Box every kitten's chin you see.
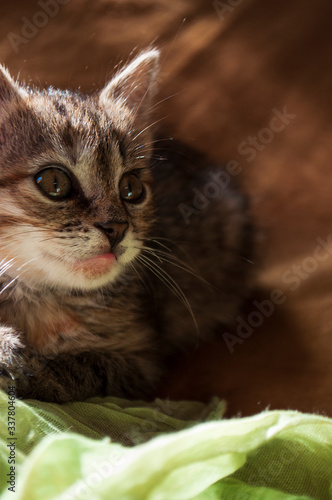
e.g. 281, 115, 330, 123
47, 246, 141, 291
65, 253, 121, 291
14, 251, 124, 292
7, 236, 142, 292
71, 252, 116, 279
58, 252, 123, 291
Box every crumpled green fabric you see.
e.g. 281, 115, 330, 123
0, 389, 331, 499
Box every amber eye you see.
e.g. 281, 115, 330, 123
119, 173, 145, 203
35, 167, 72, 200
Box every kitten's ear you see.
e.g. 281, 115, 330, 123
0, 65, 28, 106
99, 49, 159, 120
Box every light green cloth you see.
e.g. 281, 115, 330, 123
0, 389, 331, 499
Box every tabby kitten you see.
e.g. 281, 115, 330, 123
0, 50, 251, 402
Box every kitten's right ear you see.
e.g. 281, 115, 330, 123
0, 65, 28, 106
99, 49, 159, 121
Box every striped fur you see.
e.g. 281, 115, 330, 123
0, 50, 252, 402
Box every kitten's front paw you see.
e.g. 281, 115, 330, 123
0, 327, 70, 401
0, 326, 33, 395
0, 371, 16, 394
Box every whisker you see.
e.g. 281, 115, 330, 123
38, 236, 70, 243
139, 237, 174, 253
133, 137, 173, 152
140, 247, 163, 263
135, 155, 167, 161
149, 92, 183, 110
142, 247, 199, 275
0, 257, 16, 277
129, 73, 154, 126
131, 116, 169, 142
16, 257, 38, 271
142, 237, 198, 266
128, 262, 150, 294
0, 228, 51, 241
137, 253, 198, 331
133, 147, 174, 155
141, 246, 221, 293
0, 269, 29, 297
0, 256, 14, 267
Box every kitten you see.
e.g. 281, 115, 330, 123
0, 50, 252, 402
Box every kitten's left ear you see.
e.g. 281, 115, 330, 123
99, 49, 159, 120
0, 65, 28, 106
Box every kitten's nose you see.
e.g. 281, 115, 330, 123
96, 221, 129, 250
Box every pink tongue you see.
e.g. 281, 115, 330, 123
73, 252, 116, 275
84, 253, 116, 263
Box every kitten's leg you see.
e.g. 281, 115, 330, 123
0, 326, 28, 391
0, 326, 160, 402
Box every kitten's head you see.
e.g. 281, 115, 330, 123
0, 49, 159, 291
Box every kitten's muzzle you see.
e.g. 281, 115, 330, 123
95, 221, 129, 251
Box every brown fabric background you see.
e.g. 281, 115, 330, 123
1, 0, 332, 416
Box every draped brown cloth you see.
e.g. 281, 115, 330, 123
1, 0, 332, 417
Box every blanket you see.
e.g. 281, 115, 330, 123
0, 390, 331, 499
1, 0, 331, 417
0, 1, 332, 498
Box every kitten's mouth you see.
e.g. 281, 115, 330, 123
71, 252, 117, 277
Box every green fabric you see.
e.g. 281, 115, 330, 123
0, 389, 331, 499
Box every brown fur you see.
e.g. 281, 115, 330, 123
0, 50, 252, 402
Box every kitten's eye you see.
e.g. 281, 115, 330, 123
35, 167, 72, 201
119, 173, 145, 203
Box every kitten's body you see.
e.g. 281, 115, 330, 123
0, 51, 251, 402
